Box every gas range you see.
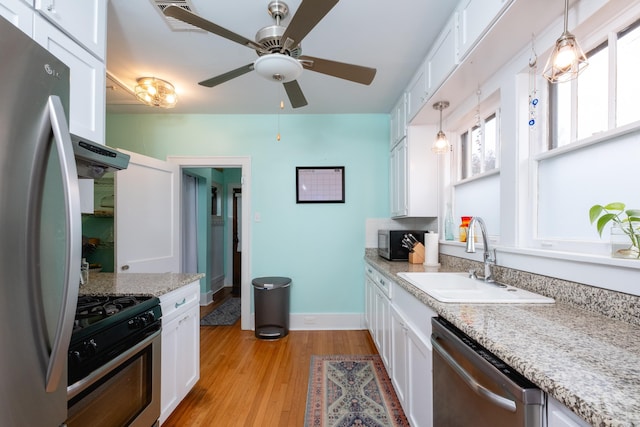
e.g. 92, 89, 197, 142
68, 294, 162, 385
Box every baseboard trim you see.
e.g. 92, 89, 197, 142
248, 313, 366, 331
200, 290, 214, 306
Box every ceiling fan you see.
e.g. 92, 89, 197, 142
163, 0, 376, 108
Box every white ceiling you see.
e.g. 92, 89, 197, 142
105, 0, 458, 114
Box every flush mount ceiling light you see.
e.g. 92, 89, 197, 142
254, 53, 303, 83
432, 101, 450, 154
134, 77, 178, 108
542, 0, 588, 83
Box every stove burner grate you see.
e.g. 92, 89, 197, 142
73, 295, 152, 332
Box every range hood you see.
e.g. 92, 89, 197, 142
72, 135, 130, 179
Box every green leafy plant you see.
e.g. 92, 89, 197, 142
589, 202, 640, 259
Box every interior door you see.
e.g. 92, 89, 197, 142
232, 188, 241, 295
115, 150, 180, 273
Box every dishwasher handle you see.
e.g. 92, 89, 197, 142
431, 335, 517, 413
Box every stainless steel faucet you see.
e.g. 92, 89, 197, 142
465, 217, 496, 282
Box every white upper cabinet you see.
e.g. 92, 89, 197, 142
0, 0, 33, 35
456, 0, 512, 61
35, 0, 106, 60
390, 126, 438, 218
33, 14, 105, 143
427, 14, 457, 97
390, 94, 407, 148
406, 61, 428, 122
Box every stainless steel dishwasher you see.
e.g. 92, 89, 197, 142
431, 317, 545, 427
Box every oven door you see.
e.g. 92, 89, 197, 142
66, 331, 161, 427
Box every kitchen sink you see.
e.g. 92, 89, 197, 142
396, 272, 554, 303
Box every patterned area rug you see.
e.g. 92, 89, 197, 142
304, 355, 409, 427
200, 297, 241, 326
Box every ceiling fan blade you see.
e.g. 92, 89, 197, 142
163, 5, 266, 53
280, 0, 340, 52
198, 63, 255, 87
299, 55, 376, 85
283, 80, 308, 108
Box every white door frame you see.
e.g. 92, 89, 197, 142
167, 156, 252, 331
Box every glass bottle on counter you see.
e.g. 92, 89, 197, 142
444, 203, 454, 241
459, 216, 472, 242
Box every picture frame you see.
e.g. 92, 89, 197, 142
296, 166, 345, 203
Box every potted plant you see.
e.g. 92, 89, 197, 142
589, 202, 640, 259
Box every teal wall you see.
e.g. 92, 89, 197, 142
106, 114, 389, 314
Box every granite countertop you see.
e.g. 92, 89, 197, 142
364, 253, 640, 427
78, 272, 204, 297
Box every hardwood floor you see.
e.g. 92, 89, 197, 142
164, 289, 377, 426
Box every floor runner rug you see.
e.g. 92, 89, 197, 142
200, 297, 241, 326
304, 355, 409, 427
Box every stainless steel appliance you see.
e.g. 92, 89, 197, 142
72, 134, 130, 179
377, 229, 425, 260
431, 317, 544, 427
1, 16, 138, 427
66, 295, 162, 427
0, 16, 80, 427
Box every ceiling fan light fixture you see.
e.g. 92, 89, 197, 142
254, 54, 303, 83
135, 77, 177, 108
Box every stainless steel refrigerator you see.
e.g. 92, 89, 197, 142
0, 16, 81, 427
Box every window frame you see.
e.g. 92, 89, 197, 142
456, 102, 501, 183
546, 17, 640, 151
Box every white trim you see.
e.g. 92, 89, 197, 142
167, 156, 253, 331
534, 119, 640, 162
249, 313, 366, 332
452, 168, 499, 187
200, 290, 214, 306
439, 241, 640, 296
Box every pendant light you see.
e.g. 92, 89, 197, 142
542, 0, 588, 83
432, 101, 450, 154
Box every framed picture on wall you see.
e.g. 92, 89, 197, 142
296, 166, 345, 203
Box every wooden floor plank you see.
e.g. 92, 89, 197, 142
162, 309, 376, 427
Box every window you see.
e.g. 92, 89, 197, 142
533, 15, 640, 256
460, 112, 499, 180
616, 20, 640, 127
548, 18, 640, 149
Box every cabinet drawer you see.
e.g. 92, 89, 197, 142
365, 263, 377, 281
160, 281, 199, 323
393, 282, 436, 343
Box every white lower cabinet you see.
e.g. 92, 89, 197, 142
365, 262, 436, 427
389, 306, 408, 404
159, 281, 200, 425
364, 264, 391, 369
390, 283, 436, 427
405, 323, 432, 427
547, 396, 591, 427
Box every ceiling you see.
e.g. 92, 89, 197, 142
105, 0, 458, 115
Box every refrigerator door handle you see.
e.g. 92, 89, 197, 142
44, 95, 81, 392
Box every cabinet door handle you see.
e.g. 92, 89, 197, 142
175, 298, 186, 309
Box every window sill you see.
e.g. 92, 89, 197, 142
535, 119, 640, 161
453, 168, 499, 187
439, 240, 640, 296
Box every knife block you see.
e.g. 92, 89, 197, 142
408, 243, 425, 264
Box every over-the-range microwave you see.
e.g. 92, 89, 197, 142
378, 230, 425, 261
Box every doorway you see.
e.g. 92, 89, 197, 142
168, 156, 252, 331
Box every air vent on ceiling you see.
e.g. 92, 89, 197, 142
153, 0, 204, 31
